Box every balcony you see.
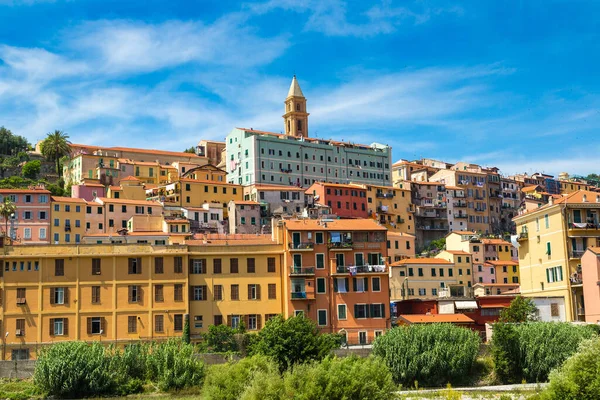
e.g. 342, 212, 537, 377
453, 201, 467, 207
289, 242, 314, 251
335, 265, 387, 274
570, 250, 586, 259
290, 266, 315, 276
454, 213, 468, 219
376, 192, 395, 199
328, 241, 353, 250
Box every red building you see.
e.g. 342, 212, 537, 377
306, 182, 368, 218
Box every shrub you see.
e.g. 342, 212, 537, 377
372, 324, 481, 387
491, 322, 596, 383
249, 315, 342, 371
541, 338, 600, 400
282, 355, 395, 400
146, 339, 205, 391
34, 342, 116, 398
202, 355, 279, 400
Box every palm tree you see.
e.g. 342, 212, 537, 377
0, 197, 16, 240
40, 130, 72, 177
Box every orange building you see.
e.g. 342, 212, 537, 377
276, 218, 389, 345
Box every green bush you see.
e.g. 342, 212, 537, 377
372, 324, 481, 387
491, 322, 596, 383
282, 355, 396, 400
541, 338, 600, 400
249, 315, 342, 371
202, 355, 279, 400
34, 342, 116, 398
145, 339, 205, 391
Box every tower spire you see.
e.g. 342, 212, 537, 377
283, 76, 309, 137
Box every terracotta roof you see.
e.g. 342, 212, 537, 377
392, 257, 453, 266
231, 201, 261, 205
284, 218, 386, 232
51, 196, 87, 203
95, 197, 161, 206
484, 260, 519, 266
399, 314, 474, 324
0, 188, 51, 194
481, 239, 511, 245
442, 250, 471, 255
249, 184, 305, 192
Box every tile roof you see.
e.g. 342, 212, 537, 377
399, 314, 474, 324
51, 196, 87, 203
284, 218, 386, 232
391, 257, 453, 266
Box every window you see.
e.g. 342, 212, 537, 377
128, 258, 142, 274
371, 304, 385, 318
372, 277, 381, 292
174, 256, 183, 273
88, 317, 103, 335
174, 284, 183, 302
230, 258, 239, 273
128, 316, 137, 333
338, 304, 347, 320
213, 258, 222, 274
213, 285, 223, 300
91, 286, 100, 303
174, 314, 183, 331
266, 257, 276, 273
155, 257, 164, 274
316, 278, 326, 294
155, 285, 164, 302
155, 315, 164, 333
129, 285, 141, 303
354, 304, 368, 319
51, 287, 66, 305
248, 284, 260, 300
192, 285, 207, 301
231, 284, 239, 300
247, 258, 256, 273
268, 283, 276, 299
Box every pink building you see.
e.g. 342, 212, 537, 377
0, 188, 51, 244
582, 247, 600, 322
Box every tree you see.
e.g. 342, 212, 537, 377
249, 315, 342, 372
22, 160, 41, 179
0, 197, 17, 239
499, 295, 538, 323
40, 130, 71, 177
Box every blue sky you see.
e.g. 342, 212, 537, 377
0, 0, 598, 176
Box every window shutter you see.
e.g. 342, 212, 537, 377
64, 288, 69, 304
248, 285, 252, 300
137, 258, 142, 274
50, 288, 55, 305
333, 278, 338, 292
49, 318, 54, 336
345, 278, 349, 292
364, 278, 369, 292
64, 318, 69, 336
257, 314, 262, 330
256, 285, 261, 300
354, 304, 359, 318
353, 278, 357, 292
87, 317, 92, 335
189, 258, 194, 274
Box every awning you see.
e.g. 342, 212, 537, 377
455, 300, 478, 310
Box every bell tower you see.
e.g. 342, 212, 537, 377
283, 75, 309, 137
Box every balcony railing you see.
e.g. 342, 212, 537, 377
570, 250, 586, 259
328, 241, 353, 250
290, 266, 315, 275
454, 214, 468, 219
336, 265, 387, 274
289, 242, 315, 250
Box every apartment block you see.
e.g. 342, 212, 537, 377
278, 219, 389, 345
0, 188, 51, 245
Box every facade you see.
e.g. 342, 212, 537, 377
0, 188, 51, 245
513, 190, 600, 321
228, 201, 262, 234
278, 219, 389, 345
307, 182, 368, 218
226, 77, 392, 188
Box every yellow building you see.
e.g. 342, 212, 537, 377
0, 244, 188, 360
513, 190, 600, 321
185, 236, 284, 336
50, 197, 86, 244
